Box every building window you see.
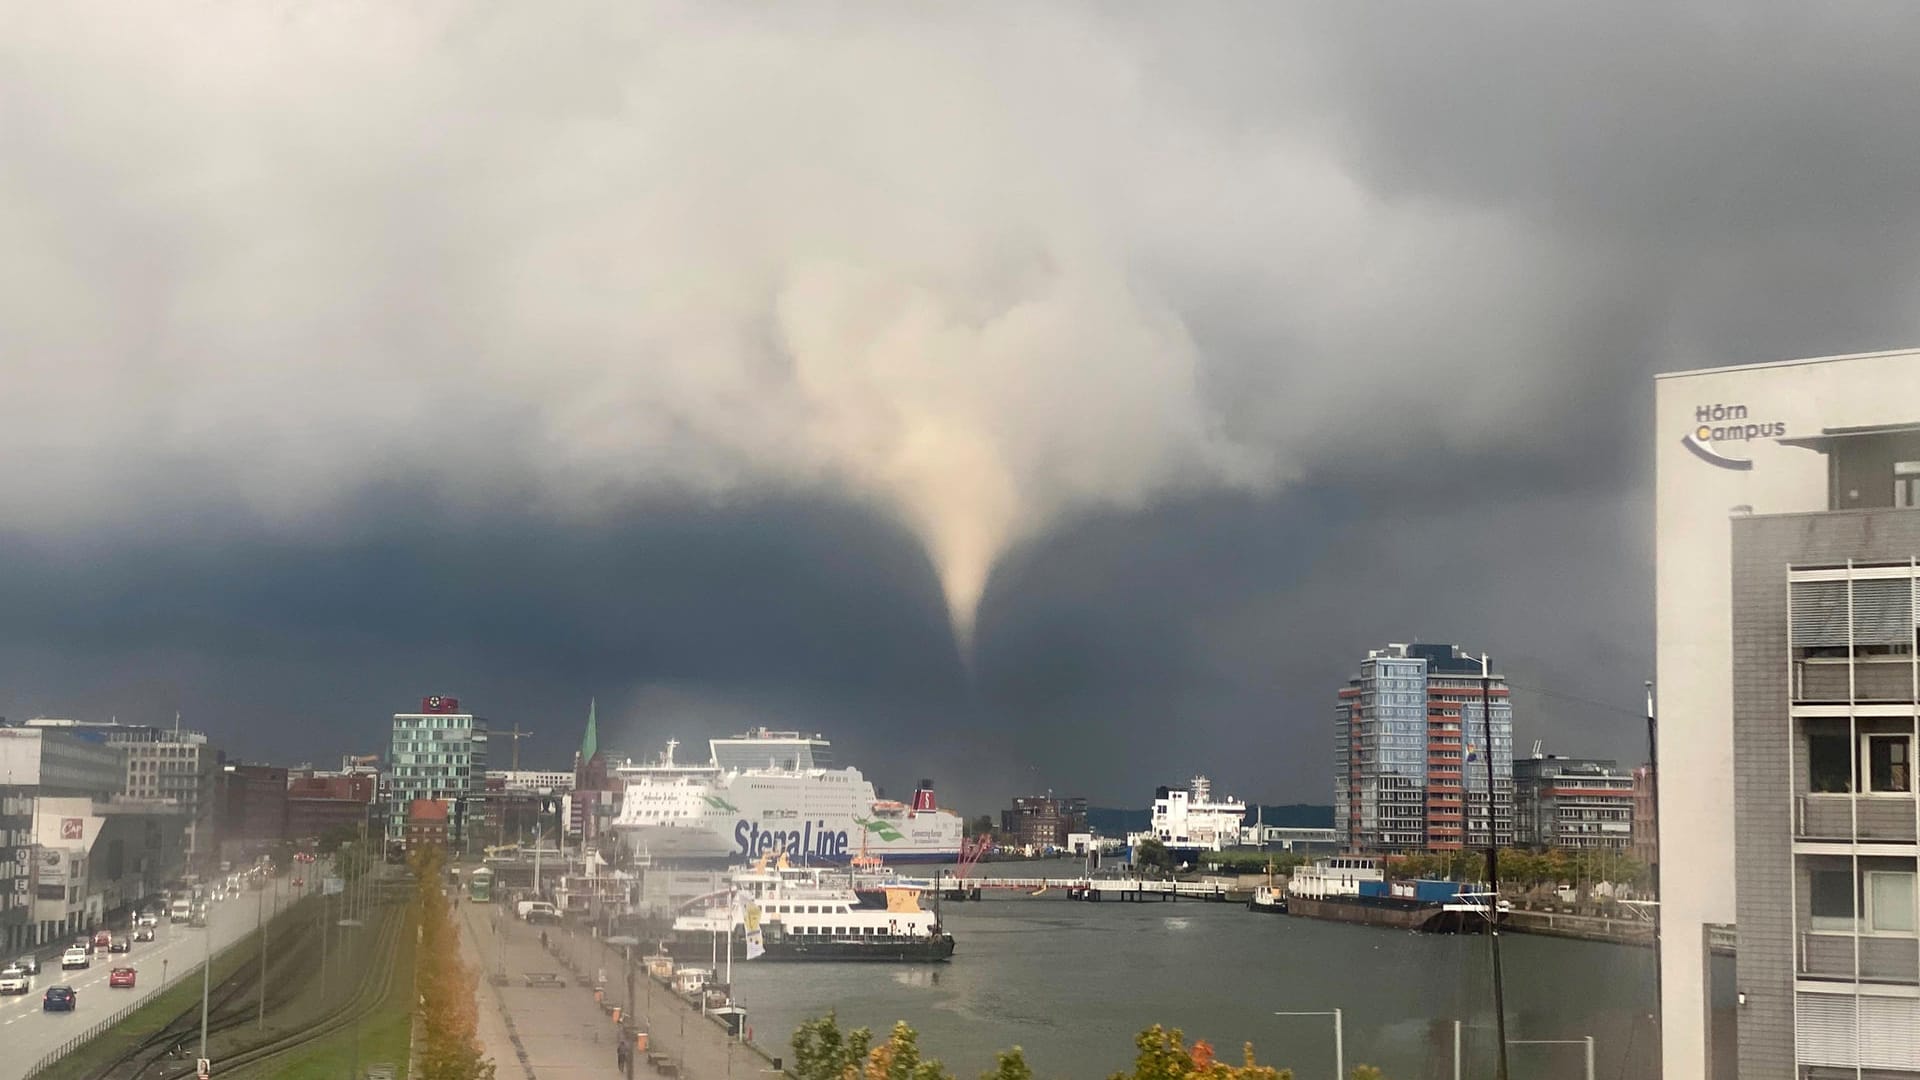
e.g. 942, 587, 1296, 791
1866, 870, 1917, 935
1810, 869, 1856, 931
1808, 733, 1854, 793
1896, 461, 1920, 508
1864, 734, 1912, 794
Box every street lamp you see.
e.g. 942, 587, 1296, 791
1273, 1009, 1342, 1080
1475, 652, 1512, 1080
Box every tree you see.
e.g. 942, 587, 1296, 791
969, 815, 996, 839
795, 1017, 1385, 1080
410, 845, 497, 1080
1134, 839, 1174, 877
1108, 1025, 1294, 1080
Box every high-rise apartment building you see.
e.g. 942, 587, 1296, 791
386, 696, 487, 851
1334, 643, 1513, 852
1655, 347, 1920, 1079
1512, 754, 1635, 850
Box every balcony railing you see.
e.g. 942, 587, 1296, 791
1796, 794, 1918, 843
1800, 931, 1920, 984
1795, 660, 1918, 703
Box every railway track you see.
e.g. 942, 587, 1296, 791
190, 898, 407, 1079
89, 897, 402, 1080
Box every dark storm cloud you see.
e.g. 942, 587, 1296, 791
0, 491, 991, 800
0, 4, 1916, 813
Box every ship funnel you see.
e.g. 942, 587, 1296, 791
912, 779, 937, 811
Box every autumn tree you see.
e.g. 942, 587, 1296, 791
411, 845, 497, 1080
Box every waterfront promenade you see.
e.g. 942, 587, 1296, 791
459, 899, 624, 1079
459, 900, 778, 1080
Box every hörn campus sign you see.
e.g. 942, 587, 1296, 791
1682, 402, 1787, 471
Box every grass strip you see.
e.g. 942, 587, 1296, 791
224, 903, 417, 1080
34, 907, 296, 1080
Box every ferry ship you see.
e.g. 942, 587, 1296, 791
670, 858, 956, 962
611, 729, 964, 864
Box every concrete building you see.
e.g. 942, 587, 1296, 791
486, 770, 575, 793
387, 696, 487, 852
1334, 643, 1514, 852
1512, 754, 1636, 851
1001, 795, 1089, 849
0, 726, 184, 950
24, 719, 220, 869
1655, 347, 1920, 1079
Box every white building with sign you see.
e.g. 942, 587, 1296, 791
1656, 347, 1920, 1079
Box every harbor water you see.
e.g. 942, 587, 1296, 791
724, 892, 1660, 1080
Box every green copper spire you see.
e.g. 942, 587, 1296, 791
581, 698, 598, 763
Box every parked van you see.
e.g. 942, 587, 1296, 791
516, 900, 558, 923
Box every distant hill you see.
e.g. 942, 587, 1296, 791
1086, 803, 1333, 837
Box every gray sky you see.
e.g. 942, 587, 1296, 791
3, 3, 1918, 813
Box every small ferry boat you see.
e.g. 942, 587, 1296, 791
1247, 859, 1287, 913
1284, 856, 1494, 934
670, 857, 956, 962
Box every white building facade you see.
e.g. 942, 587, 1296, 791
1656, 348, 1920, 1079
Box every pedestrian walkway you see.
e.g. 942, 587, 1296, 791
458, 901, 626, 1079
574, 926, 784, 1080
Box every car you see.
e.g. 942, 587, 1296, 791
92, 930, 112, 952
136, 911, 158, 927
0, 966, 30, 994
12, 954, 40, 975
133, 926, 155, 943
108, 937, 130, 953
108, 967, 136, 989
43, 986, 75, 1011
61, 947, 89, 970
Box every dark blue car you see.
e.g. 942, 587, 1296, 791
43, 985, 76, 1012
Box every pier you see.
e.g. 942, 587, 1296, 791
938, 876, 1241, 902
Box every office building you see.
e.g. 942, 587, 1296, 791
387, 696, 487, 851
284, 770, 376, 841
486, 770, 575, 793
0, 726, 185, 949
1334, 643, 1514, 852
1001, 795, 1089, 849
23, 719, 219, 868
1655, 347, 1920, 1079
1511, 754, 1635, 850
217, 763, 289, 849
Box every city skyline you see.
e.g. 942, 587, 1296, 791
3, 5, 1915, 814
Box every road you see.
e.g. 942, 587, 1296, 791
0, 874, 302, 1080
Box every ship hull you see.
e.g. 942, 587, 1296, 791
1286, 894, 1486, 934
758, 935, 955, 962
615, 766, 963, 864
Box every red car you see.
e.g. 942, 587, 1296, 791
108, 967, 136, 989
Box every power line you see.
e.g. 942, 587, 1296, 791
1503, 679, 1646, 721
